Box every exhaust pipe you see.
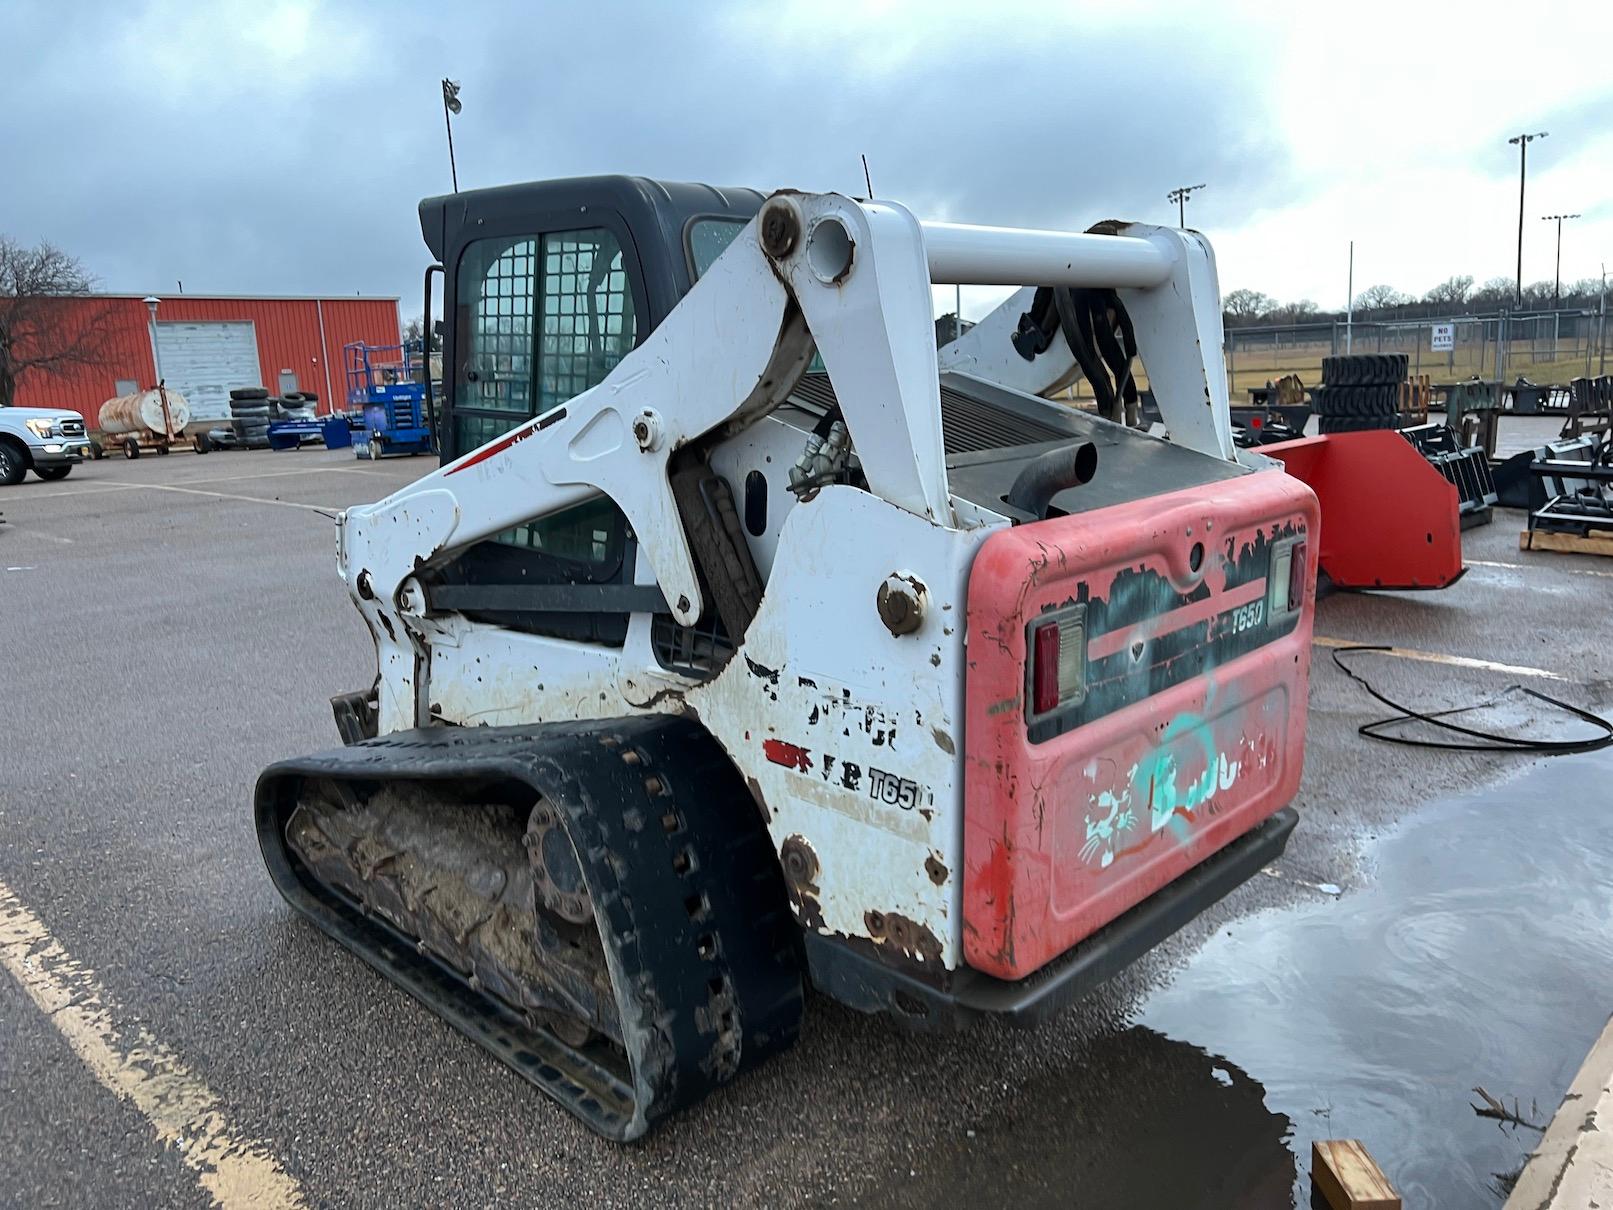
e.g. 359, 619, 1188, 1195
1005, 441, 1098, 520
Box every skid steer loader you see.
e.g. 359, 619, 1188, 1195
256, 177, 1317, 1140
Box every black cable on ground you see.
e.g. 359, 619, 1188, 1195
1331, 646, 1613, 755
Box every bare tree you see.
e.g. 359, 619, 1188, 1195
1271, 298, 1321, 324
1519, 280, 1556, 308
403, 314, 442, 352
1567, 278, 1603, 305
1223, 288, 1274, 325
0, 237, 117, 408
1353, 284, 1409, 313
1423, 275, 1474, 307
1470, 276, 1517, 308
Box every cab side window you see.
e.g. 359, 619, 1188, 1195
450, 227, 639, 573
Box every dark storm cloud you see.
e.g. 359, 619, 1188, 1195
4, 1, 1291, 305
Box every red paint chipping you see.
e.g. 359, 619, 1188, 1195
962, 473, 1319, 981
763, 739, 812, 772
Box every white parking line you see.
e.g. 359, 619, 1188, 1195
168, 464, 405, 488
1467, 558, 1613, 580
4, 485, 131, 502
104, 481, 339, 515
1312, 635, 1565, 681
13, 463, 406, 502
0, 878, 307, 1209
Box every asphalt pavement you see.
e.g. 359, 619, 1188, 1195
1, 436, 1610, 1208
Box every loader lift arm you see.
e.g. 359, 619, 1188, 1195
343, 193, 1238, 734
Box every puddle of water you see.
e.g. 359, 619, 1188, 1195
888, 1025, 1298, 1207
888, 750, 1613, 1208
1143, 747, 1613, 1206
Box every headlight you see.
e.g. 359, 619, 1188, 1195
25, 418, 55, 438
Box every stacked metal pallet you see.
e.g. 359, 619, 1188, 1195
1399, 423, 1497, 527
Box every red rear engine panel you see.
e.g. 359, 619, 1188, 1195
963, 470, 1319, 981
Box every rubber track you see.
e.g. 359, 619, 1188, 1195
255, 717, 803, 1141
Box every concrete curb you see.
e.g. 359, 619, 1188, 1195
1506, 1012, 1613, 1209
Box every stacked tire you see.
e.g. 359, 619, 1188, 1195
273, 391, 319, 421
1316, 354, 1407, 434
229, 387, 271, 446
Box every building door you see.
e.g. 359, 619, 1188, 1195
154, 321, 261, 423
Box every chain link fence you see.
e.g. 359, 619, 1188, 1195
1225, 309, 1610, 399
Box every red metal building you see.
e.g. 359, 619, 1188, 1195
12, 294, 400, 426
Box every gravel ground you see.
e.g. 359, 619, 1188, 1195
1, 434, 1608, 1208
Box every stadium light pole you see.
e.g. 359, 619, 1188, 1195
1167, 183, 1206, 228
1540, 213, 1580, 306
1507, 131, 1548, 305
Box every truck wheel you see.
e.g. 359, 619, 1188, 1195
193, 433, 212, 454
34, 465, 72, 481
124, 439, 141, 460
0, 441, 26, 486
156, 442, 170, 455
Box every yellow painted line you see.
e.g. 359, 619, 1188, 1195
1467, 557, 1613, 580
0, 878, 307, 1208
1312, 635, 1565, 681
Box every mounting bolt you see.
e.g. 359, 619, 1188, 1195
632, 408, 664, 452
397, 577, 426, 617
877, 572, 927, 636
780, 835, 819, 894
758, 196, 802, 260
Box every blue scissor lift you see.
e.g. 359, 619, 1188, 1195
345, 340, 434, 459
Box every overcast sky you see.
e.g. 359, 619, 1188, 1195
7, 0, 1612, 321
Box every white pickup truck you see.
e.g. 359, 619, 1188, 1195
0, 405, 93, 485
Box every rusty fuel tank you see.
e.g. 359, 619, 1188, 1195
97, 387, 191, 437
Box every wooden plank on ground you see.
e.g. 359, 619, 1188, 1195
1311, 1139, 1401, 1210
1519, 529, 1613, 559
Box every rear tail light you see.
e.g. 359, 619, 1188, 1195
1028, 608, 1086, 717
1268, 536, 1309, 618
1031, 623, 1061, 714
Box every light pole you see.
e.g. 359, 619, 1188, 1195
143, 296, 162, 386
441, 79, 462, 193
1507, 131, 1548, 305
1540, 213, 1580, 306
1167, 183, 1206, 228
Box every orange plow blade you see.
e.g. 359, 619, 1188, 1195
1262, 429, 1464, 590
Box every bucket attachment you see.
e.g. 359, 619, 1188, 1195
1263, 430, 1464, 590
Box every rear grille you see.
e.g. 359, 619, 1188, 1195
60, 418, 85, 437
937, 386, 1069, 453
651, 613, 733, 677
787, 372, 1070, 456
